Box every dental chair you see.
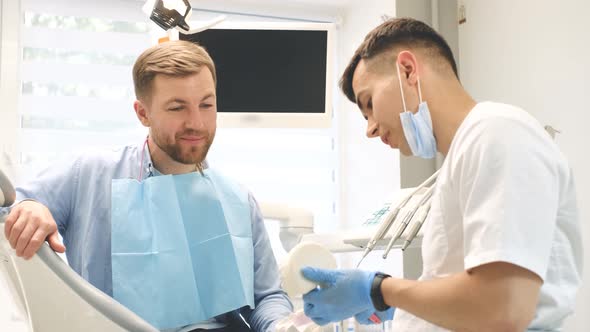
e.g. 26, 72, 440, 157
0, 166, 315, 332
0, 168, 158, 332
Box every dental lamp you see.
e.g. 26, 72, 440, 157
146, 0, 191, 32
143, 0, 226, 36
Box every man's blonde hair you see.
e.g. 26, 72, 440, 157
132, 40, 216, 101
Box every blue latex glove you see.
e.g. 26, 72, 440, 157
354, 307, 395, 325
301, 267, 377, 326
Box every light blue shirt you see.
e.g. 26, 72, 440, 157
13, 142, 293, 331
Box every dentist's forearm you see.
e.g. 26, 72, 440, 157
380, 262, 542, 332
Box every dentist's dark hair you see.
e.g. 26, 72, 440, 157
340, 17, 458, 103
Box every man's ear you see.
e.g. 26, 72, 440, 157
134, 100, 150, 127
396, 51, 420, 87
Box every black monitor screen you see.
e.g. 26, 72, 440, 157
180, 29, 328, 113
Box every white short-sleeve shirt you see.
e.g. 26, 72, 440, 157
393, 102, 583, 331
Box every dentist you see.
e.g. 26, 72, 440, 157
301, 18, 582, 332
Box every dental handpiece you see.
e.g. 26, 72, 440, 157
360, 170, 440, 265
382, 186, 435, 259
357, 186, 422, 268
381, 208, 414, 259
357, 205, 402, 268
401, 201, 432, 251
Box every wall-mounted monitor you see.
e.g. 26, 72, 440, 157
173, 22, 335, 128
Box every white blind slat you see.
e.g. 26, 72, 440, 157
21, 128, 146, 153
23, 27, 150, 55
22, 62, 133, 87
23, 0, 148, 23
21, 96, 136, 122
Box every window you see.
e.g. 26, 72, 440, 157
20, 0, 151, 175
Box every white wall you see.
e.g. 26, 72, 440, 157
331, 0, 404, 277
458, 0, 590, 330
395, 0, 440, 188
337, 1, 400, 231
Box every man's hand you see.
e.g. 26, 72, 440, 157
3, 200, 65, 259
301, 267, 377, 326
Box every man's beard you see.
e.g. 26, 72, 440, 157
152, 129, 214, 165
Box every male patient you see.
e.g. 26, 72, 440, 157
3, 41, 292, 331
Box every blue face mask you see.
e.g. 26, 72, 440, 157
396, 63, 437, 159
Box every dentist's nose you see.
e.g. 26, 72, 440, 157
366, 119, 379, 138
